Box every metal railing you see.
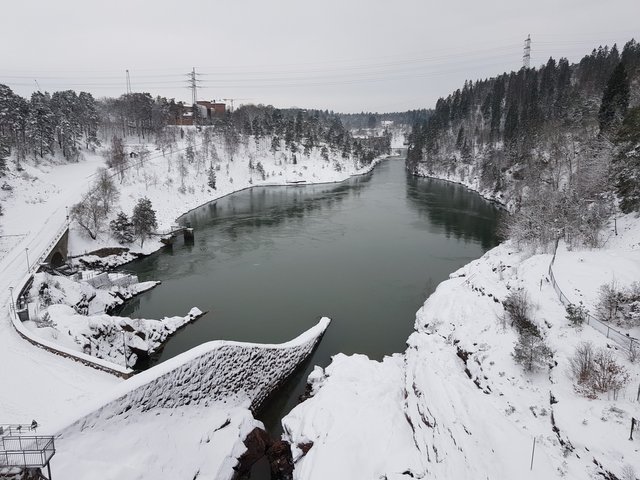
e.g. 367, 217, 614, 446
0, 436, 55, 468
548, 258, 638, 353
0, 424, 38, 436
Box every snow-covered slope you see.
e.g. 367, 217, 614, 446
283, 214, 640, 480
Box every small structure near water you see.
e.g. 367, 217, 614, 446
156, 225, 194, 246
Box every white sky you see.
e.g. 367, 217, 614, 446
2, 0, 639, 112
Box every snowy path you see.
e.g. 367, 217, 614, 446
0, 156, 120, 426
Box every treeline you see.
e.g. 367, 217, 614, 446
0, 86, 392, 176
0, 86, 100, 166
339, 110, 431, 130
229, 105, 391, 165
406, 39, 640, 248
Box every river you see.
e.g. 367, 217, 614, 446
119, 156, 501, 439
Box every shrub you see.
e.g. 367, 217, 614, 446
568, 341, 594, 384
569, 342, 629, 398
566, 303, 588, 326
503, 290, 540, 336
596, 281, 640, 326
591, 349, 630, 398
596, 282, 622, 322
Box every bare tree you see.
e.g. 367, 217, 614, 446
94, 168, 119, 214
569, 341, 595, 384
106, 136, 127, 181
71, 192, 105, 240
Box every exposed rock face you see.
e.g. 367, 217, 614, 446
234, 427, 273, 478
266, 440, 294, 480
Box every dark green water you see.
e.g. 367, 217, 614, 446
119, 157, 501, 435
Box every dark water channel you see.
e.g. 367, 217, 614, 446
119, 157, 501, 443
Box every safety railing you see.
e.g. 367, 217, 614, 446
0, 436, 55, 468
548, 258, 637, 353
0, 423, 38, 436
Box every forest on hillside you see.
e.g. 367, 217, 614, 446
0, 89, 392, 175
407, 39, 640, 249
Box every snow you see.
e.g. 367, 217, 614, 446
17, 270, 198, 368
53, 403, 260, 480
283, 214, 640, 480
0, 154, 121, 427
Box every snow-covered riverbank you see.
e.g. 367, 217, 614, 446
69, 131, 390, 268
283, 213, 640, 480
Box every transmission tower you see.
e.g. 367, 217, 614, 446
523, 35, 531, 69
126, 70, 132, 94
187, 67, 202, 105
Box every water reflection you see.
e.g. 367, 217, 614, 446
405, 175, 502, 250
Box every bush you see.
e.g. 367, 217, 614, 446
565, 303, 588, 326
591, 349, 630, 397
569, 341, 630, 398
503, 290, 540, 336
596, 281, 640, 326
596, 282, 622, 322
569, 341, 594, 384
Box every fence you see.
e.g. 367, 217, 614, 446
0, 424, 38, 436
0, 436, 55, 468
548, 258, 638, 354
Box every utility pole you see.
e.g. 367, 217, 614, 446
187, 67, 202, 126
523, 34, 531, 69
126, 70, 132, 94
188, 67, 200, 105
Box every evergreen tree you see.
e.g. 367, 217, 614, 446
109, 212, 134, 244
599, 62, 631, 133
513, 332, 553, 372
26, 92, 55, 158
0, 136, 9, 175
612, 106, 640, 212
132, 197, 157, 247
207, 163, 217, 189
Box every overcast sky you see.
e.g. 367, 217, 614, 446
2, 0, 639, 112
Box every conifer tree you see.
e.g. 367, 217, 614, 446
599, 62, 631, 133
207, 163, 217, 189
110, 212, 134, 244
132, 197, 157, 247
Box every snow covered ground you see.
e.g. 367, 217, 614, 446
53, 403, 260, 480
283, 213, 640, 480
0, 154, 121, 427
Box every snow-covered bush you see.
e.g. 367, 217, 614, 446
565, 302, 588, 326
502, 289, 539, 336
595, 281, 640, 326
